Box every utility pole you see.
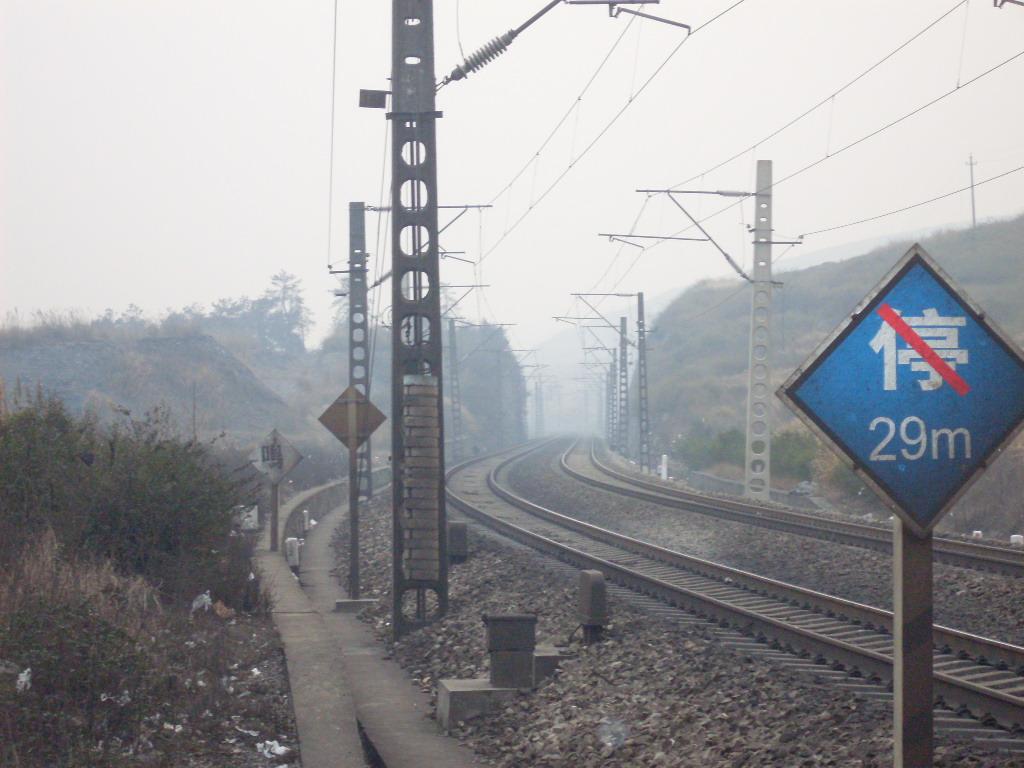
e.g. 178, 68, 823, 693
446, 318, 463, 464
744, 160, 773, 501
618, 317, 629, 457
387, 0, 447, 638
495, 351, 505, 449
534, 376, 544, 438
349, 203, 374, 503
607, 350, 618, 449
636, 292, 651, 473
343, 202, 373, 599
967, 153, 978, 229
565, 293, 646, 463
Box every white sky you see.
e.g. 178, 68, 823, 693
4, 1, 1024, 356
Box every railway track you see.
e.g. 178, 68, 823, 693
558, 438, 1024, 578
446, 440, 1024, 745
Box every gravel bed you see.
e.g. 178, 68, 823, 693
508, 441, 1024, 646
332, 492, 1015, 767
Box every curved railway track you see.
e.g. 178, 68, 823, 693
558, 438, 1024, 578
446, 440, 1024, 738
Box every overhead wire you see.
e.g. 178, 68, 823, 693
588, 0, 977, 289
480, 0, 751, 266
665, 0, 969, 191
325, 0, 340, 270
367, 119, 391, 385
798, 164, 1024, 238
636, 42, 1024, 258
487, 13, 638, 207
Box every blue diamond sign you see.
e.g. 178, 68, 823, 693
779, 244, 1024, 536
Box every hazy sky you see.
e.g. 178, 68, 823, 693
4, 1, 1024, 355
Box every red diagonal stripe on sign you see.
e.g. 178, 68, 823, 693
877, 303, 970, 396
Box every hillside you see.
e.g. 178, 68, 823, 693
0, 333, 302, 440
646, 214, 1024, 444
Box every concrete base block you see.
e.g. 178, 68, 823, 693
437, 678, 516, 733
490, 649, 535, 689
533, 645, 568, 684
334, 598, 378, 612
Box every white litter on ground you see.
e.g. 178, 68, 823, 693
190, 590, 212, 614
256, 740, 290, 758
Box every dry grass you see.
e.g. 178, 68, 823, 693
0, 532, 288, 767
0, 530, 162, 636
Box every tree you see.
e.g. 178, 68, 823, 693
260, 271, 313, 354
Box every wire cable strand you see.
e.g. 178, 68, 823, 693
488, 13, 637, 207
481, 0, 750, 265
640, 43, 1024, 255
325, 0, 340, 269
666, 0, 968, 191
800, 164, 1024, 238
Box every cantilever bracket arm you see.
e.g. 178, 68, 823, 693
663, 192, 752, 283
610, 5, 690, 30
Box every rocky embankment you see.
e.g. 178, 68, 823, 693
332, 490, 1013, 767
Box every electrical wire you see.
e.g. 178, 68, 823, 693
956, 0, 971, 88
639, 43, 1024, 255
456, 0, 467, 60
480, 0, 750, 266
666, 0, 969, 191
488, 13, 638, 207
325, 0, 340, 269
367, 119, 391, 385
799, 164, 1024, 238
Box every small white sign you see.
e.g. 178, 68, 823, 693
250, 429, 303, 484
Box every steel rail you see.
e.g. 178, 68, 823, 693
563, 439, 1024, 578
445, 440, 1024, 731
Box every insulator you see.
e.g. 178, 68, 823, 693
449, 30, 517, 82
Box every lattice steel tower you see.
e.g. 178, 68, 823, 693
446, 318, 464, 464
617, 317, 629, 456
636, 292, 651, 473
388, 0, 448, 638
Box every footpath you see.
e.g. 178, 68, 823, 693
257, 484, 480, 768
255, 485, 365, 767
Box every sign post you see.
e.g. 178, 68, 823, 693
319, 386, 386, 598
250, 429, 304, 552
779, 244, 1024, 767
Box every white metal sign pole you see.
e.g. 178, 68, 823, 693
893, 519, 934, 767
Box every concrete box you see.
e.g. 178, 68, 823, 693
437, 679, 516, 733
489, 650, 534, 689
533, 645, 567, 684
578, 570, 608, 626
448, 521, 468, 562
483, 614, 537, 651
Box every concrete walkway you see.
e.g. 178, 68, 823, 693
255, 487, 367, 768
300, 502, 482, 768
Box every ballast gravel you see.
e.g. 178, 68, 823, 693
508, 441, 1024, 646
332, 486, 1016, 767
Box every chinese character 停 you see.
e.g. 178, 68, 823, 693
261, 443, 283, 466
869, 308, 968, 391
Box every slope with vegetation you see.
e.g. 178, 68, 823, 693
0, 393, 296, 767
646, 214, 1024, 533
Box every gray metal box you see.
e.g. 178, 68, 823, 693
483, 614, 537, 652
578, 570, 608, 626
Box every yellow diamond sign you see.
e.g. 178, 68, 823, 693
319, 386, 386, 449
